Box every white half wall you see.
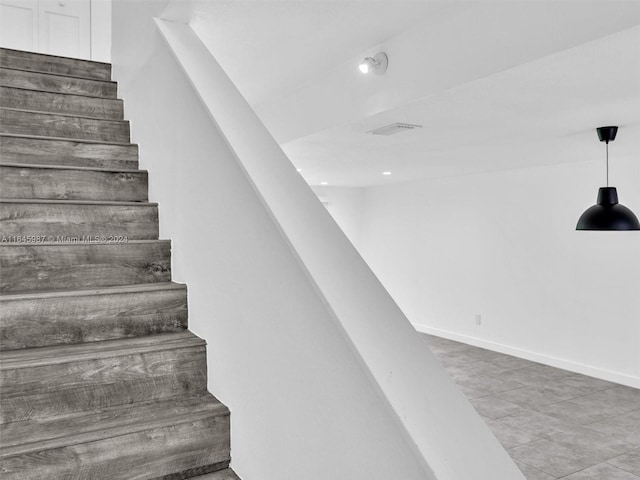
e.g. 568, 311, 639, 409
110, 2, 512, 480
348, 152, 640, 388
111, 1, 527, 479
311, 185, 366, 250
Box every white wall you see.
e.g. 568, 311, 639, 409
111, 2, 438, 479
111, 2, 528, 479
353, 155, 640, 387
312, 185, 366, 249
91, 0, 111, 62
151, 15, 525, 478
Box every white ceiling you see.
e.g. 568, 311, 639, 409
179, 1, 640, 187
189, 1, 454, 106
283, 26, 640, 186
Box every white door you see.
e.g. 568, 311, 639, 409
0, 0, 91, 59
38, 0, 91, 59
0, 0, 38, 52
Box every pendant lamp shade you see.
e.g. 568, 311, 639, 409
576, 126, 640, 231
576, 187, 640, 230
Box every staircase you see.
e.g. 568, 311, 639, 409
0, 48, 240, 480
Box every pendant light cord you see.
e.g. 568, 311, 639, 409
606, 142, 609, 187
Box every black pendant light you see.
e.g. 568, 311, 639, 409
576, 126, 640, 231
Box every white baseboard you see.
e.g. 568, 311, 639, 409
414, 324, 640, 389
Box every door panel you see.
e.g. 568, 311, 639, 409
39, 0, 91, 59
0, 0, 38, 52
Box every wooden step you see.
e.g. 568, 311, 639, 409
0, 240, 171, 293
1, 47, 111, 81
0, 331, 208, 423
0, 134, 139, 169
1, 393, 224, 450
0, 67, 117, 98
0, 283, 188, 350
0, 394, 230, 480
1, 108, 130, 143
0, 86, 124, 119
0, 164, 148, 202
0, 199, 159, 240
1, 394, 229, 480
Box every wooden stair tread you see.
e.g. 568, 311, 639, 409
0, 202, 159, 241
1, 107, 130, 143
0, 166, 149, 201
0, 85, 117, 101
0, 238, 168, 246
0, 134, 139, 169
0, 198, 156, 206
0, 282, 185, 301
1, 395, 230, 479
0, 65, 112, 83
0, 199, 155, 206
1, 106, 128, 123
1, 105, 125, 122
0, 88, 124, 120
0, 240, 172, 293
0, 66, 117, 98
0, 161, 144, 174
1, 331, 207, 422
0, 331, 204, 369
1, 48, 111, 81
0, 132, 135, 147
0, 393, 228, 456
0, 65, 113, 82
0, 282, 189, 350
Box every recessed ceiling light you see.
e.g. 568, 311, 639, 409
382, 171, 392, 176
368, 123, 422, 136
296, 168, 302, 172
320, 181, 328, 185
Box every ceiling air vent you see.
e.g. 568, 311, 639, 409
367, 123, 422, 136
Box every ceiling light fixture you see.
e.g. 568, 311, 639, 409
320, 181, 328, 186
382, 171, 392, 176
576, 126, 640, 231
359, 52, 388, 75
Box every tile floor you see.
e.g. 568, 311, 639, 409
423, 334, 640, 479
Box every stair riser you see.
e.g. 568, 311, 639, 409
1, 391, 224, 450
0, 288, 188, 350
0, 345, 208, 422
1, 48, 111, 81
0, 166, 148, 202
0, 68, 117, 98
0, 415, 229, 480
0, 203, 159, 240
0, 135, 138, 169
0, 86, 124, 119
0, 242, 171, 293
1, 109, 130, 143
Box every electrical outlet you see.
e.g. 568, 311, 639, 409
475, 314, 482, 326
